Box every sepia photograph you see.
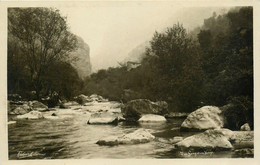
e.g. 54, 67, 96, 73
0, 0, 259, 163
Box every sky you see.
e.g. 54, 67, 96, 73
58, 3, 230, 72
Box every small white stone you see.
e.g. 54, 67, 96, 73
240, 123, 251, 131
138, 114, 166, 122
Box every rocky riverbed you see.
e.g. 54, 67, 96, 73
8, 95, 254, 159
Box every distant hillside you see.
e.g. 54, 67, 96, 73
69, 36, 92, 79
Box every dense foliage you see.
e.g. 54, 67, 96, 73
222, 96, 254, 130
198, 7, 253, 129
198, 7, 253, 106
8, 8, 82, 100
81, 7, 253, 126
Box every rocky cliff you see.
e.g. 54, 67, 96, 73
69, 36, 92, 79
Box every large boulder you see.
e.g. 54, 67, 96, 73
87, 112, 119, 124
29, 101, 48, 111
175, 129, 234, 151
180, 106, 223, 131
16, 111, 44, 119
74, 94, 89, 105
138, 114, 166, 122
175, 129, 254, 152
96, 129, 155, 146
121, 99, 168, 120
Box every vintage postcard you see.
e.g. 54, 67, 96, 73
0, 0, 259, 165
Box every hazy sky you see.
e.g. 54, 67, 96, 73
58, 3, 230, 71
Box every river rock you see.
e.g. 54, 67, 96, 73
175, 129, 233, 151
180, 106, 223, 131
89, 94, 108, 102
8, 101, 32, 115
29, 101, 48, 111
87, 112, 118, 124
75, 94, 108, 105
175, 128, 254, 151
16, 111, 44, 119
138, 114, 166, 122
74, 94, 89, 104
96, 129, 155, 145
83, 101, 121, 113
240, 123, 251, 131
9, 105, 31, 115
121, 99, 168, 120
9, 101, 47, 114
165, 112, 188, 118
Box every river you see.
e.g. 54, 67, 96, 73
8, 102, 251, 159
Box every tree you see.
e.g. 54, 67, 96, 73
145, 23, 203, 112
8, 34, 31, 94
8, 8, 77, 99
43, 61, 82, 100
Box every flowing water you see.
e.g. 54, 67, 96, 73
8, 105, 251, 159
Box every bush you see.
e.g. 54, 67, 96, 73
222, 96, 253, 130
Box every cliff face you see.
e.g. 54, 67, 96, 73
70, 36, 92, 79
